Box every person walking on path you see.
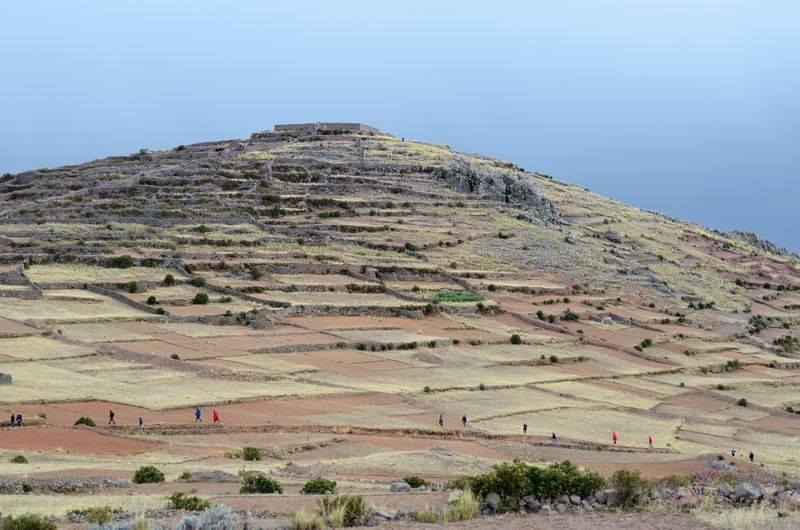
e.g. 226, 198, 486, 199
461, 415, 467, 428
16, 413, 22, 428
749, 451, 754, 462
138, 417, 144, 431
551, 432, 557, 445
523, 423, 528, 434
731, 448, 736, 457
212, 410, 220, 424
612, 431, 618, 445
9, 413, 15, 428
438, 414, 444, 429
108, 410, 115, 425
648, 435, 653, 449
195, 407, 202, 423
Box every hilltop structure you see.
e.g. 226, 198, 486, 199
273, 122, 380, 135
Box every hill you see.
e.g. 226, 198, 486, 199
0, 124, 798, 527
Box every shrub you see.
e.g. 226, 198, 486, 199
168, 491, 211, 511
155, 307, 166, 315
192, 293, 209, 305
457, 459, 604, 512
146, 295, 157, 305
171, 353, 180, 360
10, 455, 28, 464
190, 276, 206, 287
446, 489, 479, 522
249, 266, 262, 280
240, 473, 283, 494
164, 274, 176, 286
69, 506, 113, 524
0, 514, 57, 530
549, 355, 559, 364
402, 476, 431, 489
423, 385, 432, 393
74, 416, 96, 427
133, 465, 165, 484
404, 242, 417, 251
609, 469, 651, 508
290, 511, 326, 530
180, 470, 192, 480
22, 484, 33, 493
127, 281, 138, 293
423, 303, 434, 315
195, 224, 210, 233
242, 447, 262, 461
106, 255, 134, 269
434, 291, 485, 303
561, 309, 579, 321
738, 398, 748, 407
510, 334, 522, 345
315, 495, 365, 527
656, 474, 691, 489
301, 477, 337, 495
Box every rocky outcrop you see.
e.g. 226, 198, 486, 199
435, 156, 560, 224
726, 230, 797, 258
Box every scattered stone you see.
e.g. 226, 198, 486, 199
735, 482, 765, 501
390, 482, 411, 493
676, 486, 692, 498
569, 494, 581, 505
485, 492, 501, 512
554, 503, 568, 513
604, 229, 622, 243
677, 495, 700, 509
565, 234, 577, 244
717, 483, 734, 498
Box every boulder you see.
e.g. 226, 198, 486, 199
540, 504, 552, 513
372, 510, 393, 520
554, 503, 568, 513
557, 494, 570, 505
735, 482, 765, 501
788, 492, 800, 510
717, 483, 734, 498
677, 495, 700, 509
594, 490, 607, 505
565, 234, 577, 244
604, 229, 622, 243
569, 494, 581, 505
390, 482, 411, 493
484, 492, 501, 512
676, 486, 692, 498
585, 495, 595, 505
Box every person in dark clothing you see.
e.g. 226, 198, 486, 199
16, 413, 22, 427
731, 448, 736, 457
108, 410, 115, 425
438, 414, 444, 429
749, 451, 754, 462
10, 414, 15, 428
461, 415, 467, 428
551, 432, 557, 445
523, 423, 528, 434
139, 417, 144, 431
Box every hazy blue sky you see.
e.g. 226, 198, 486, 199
1, 2, 798, 250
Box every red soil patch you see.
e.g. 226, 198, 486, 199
0, 317, 41, 336
665, 392, 731, 413
0, 426, 160, 454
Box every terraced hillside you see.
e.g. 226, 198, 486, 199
0, 125, 798, 527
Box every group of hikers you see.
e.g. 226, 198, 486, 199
8, 413, 22, 428
194, 407, 221, 423
437, 417, 759, 460
104, 407, 222, 428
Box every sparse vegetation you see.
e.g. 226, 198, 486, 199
133, 465, 165, 484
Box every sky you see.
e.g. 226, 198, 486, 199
1, 1, 798, 250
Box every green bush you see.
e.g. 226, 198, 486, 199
402, 475, 431, 489
193, 293, 209, 305
133, 465, 165, 484
249, 266, 262, 280
549, 355, 559, 364
561, 309, 579, 321
68, 506, 113, 525
127, 281, 138, 293
190, 276, 206, 287
510, 334, 522, 345
74, 416, 96, 427
10, 455, 28, 464
167, 491, 211, 511
455, 459, 604, 512
242, 447, 262, 461
609, 469, 651, 508
300, 477, 337, 495
433, 291, 485, 303
315, 495, 365, 527
155, 307, 166, 315
738, 398, 748, 407
0, 514, 57, 530
164, 274, 176, 286
106, 255, 134, 269
146, 295, 157, 305
240, 473, 283, 494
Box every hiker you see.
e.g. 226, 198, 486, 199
612, 431, 618, 445
523, 423, 528, 434
212, 410, 220, 424
731, 448, 736, 457
195, 407, 202, 423
461, 415, 467, 428
138, 417, 144, 431
438, 414, 444, 429
648, 435, 653, 449
9, 413, 15, 428
749, 451, 754, 462
16, 413, 22, 427
551, 432, 557, 445
108, 410, 115, 425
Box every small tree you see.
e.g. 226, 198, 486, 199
193, 293, 209, 305
190, 276, 206, 287
127, 281, 138, 293
10, 455, 28, 464
164, 274, 176, 286
249, 266, 262, 280
240, 474, 283, 494
300, 477, 337, 495
146, 295, 157, 305
133, 465, 165, 484
609, 469, 651, 508
168, 491, 211, 511
510, 334, 522, 345
242, 447, 262, 461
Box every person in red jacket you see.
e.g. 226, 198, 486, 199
612, 431, 618, 445
648, 435, 653, 449
212, 410, 220, 424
